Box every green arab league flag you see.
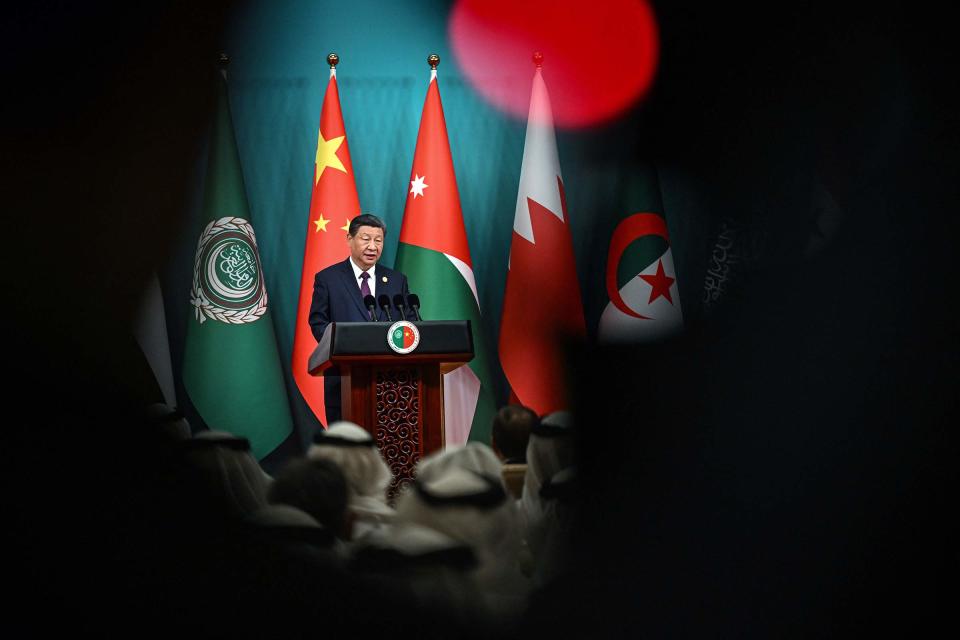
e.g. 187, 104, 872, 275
182, 69, 293, 460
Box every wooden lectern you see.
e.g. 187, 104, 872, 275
309, 321, 473, 493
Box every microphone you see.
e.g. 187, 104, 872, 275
377, 294, 393, 321
392, 294, 407, 320
363, 295, 377, 321
407, 293, 422, 321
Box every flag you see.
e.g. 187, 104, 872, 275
394, 68, 498, 446
182, 69, 293, 460
498, 64, 586, 416
597, 164, 683, 342
291, 64, 358, 427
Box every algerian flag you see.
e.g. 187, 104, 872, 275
182, 66, 294, 460
598, 212, 683, 342
394, 67, 497, 446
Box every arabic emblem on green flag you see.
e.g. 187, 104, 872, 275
190, 216, 268, 324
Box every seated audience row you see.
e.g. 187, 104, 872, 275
154, 400, 578, 629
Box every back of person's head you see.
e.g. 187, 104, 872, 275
351, 522, 493, 631
524, 412, 577, 499
246, 503, 338, 548
268, 457, 350, 539
351, 521, 478, 580
417, 442, 504, 484
145, 402, 192, 441
395, 467, 528, 618
396, 468, 520, 563
179, 430, 271, 518
492, 405, 538, 462
306, 421, 392, 501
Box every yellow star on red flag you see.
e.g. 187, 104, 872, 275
313, 213, 330, 232
315, 132, 346, 183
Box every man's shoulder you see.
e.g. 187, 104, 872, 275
316, 258, 351, 280
377, 264, 406, 279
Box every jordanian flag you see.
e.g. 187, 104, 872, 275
394, 65, 498, 446
598, 164, 682, 342
182, 66, 294, 460
391, 325, 417, 350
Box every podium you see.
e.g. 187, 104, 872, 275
309, 321, 473, 492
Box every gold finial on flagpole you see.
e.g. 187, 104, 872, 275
428, 54, 440, 70
532, 51, 544, 68
327, 53, 339, 69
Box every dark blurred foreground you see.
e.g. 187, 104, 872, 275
4, 1, 957, 635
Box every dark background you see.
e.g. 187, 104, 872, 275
4, 1, 956, 634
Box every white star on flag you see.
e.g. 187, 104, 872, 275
410, 174, 428, 198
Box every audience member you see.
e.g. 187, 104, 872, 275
351, 522, 491, 630
520, 411, 577, 569
178, 430, 272, 519
145, 402, 192, 441
417, 441, 505, 485
492, 405, 537, 463
246, 503, 339, 553
395, 464, 529, 620
529, 466, 578, 588
307, 421, 394, 541
267, 457, 351, 543
491, 404, 539, 499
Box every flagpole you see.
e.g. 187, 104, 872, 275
327, 52, 339, 79
218, 52, 229, 79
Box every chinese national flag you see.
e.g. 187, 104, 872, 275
498, 65, 586, 416
292, 67, 360, 426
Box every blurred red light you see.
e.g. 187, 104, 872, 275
449, 0, 659, 128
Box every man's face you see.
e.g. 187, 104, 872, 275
348, 225, 384, 269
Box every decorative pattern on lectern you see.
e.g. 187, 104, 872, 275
375, 368, 421, 498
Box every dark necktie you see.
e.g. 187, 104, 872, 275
359, 271, 371, 299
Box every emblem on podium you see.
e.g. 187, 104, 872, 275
387, 321, 420, 354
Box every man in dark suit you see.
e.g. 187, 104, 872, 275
309, 214, 411, 424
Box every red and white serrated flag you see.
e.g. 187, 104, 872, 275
498, 64, 586, 416
292, 64, 359, 426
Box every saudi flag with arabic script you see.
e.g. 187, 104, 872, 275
182, 68, 293, 460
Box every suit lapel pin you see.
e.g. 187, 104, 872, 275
382, 276, 388, 283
